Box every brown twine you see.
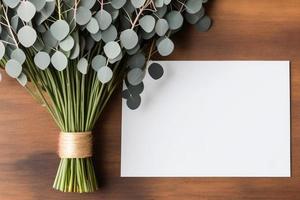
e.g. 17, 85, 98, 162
58, 132, 93, 158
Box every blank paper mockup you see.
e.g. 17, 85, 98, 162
121, 61, 290, 177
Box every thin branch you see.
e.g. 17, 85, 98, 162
2, 6, 19, 48
0, 40, 17, 46
57, 0, 62, 20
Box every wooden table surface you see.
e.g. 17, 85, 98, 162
1, 0, 300, 199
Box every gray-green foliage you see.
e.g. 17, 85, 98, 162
0, 0, 212, 193
0, 0, 211, 107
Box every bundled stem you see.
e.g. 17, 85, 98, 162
20, 46, 126, 192
0, 49, 124, 192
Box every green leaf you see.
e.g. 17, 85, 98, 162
76, 6, 92, 25
17, 25, 37, 47
5, 59, 22, 78
157, 37, 174, 56
50, 20, 70, 41
34, 51, 50, 70
97, 66, 113, 83
155, 18, 169, 36
51, 51, 68, 71
131, 0, 146, 8
166, 11, 184, 30
120, 29, 139, 50
186, 0, 203, 14
95, 10, 112, 30
11, 48, 26, 64
104, 41, 121, 59
139, 15, 156, 33
195, 15, 212, 32
17, 1, 36, 22
77, 58, 88, 74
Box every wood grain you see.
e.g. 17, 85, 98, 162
1, 0, 300, 199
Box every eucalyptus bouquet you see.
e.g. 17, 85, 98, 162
0, 0, 211, 193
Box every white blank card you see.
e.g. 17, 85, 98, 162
121, 61, 290, 177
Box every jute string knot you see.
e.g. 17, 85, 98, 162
58, 132, 93, 158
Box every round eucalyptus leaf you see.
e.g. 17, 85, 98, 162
59, 35, 75, 51
95, 10, 112, 30
128, 82, 144, 96
166, 11, 184, 30
126, 94, 141, 110
76, 6, 92, 25
195, 15, 212, 32
36, 24, 47, 33
102, 25, 118, 43
5, 59, 22, 78
156, 5, 167, 18
51, 51, 68, 71
87, 17, 99, 34
104, 41, 121, 59
92, 55, 106, 71
70, 42, 80, 59
131, 0, 146, 8
10, 15, 19, 32
126, 44, 140, 55
155, 18, 169, 36
122, 89, 130, 99
91, 31, 102, 42
0, 41, 5, 60
155, 35, 163, 46
111, 0, 126, 9
3, 0, 20, 8
77, 57, 88, 74
17, 1, 36, 22
17, 25, 37, 47
184, 8, 205, 24
155, 0, 164, 8
141, 29, 156, 40
34, 51, 50, 70
127, 53, 145, 68
120, 29, 139, 50
148, 62, 164, 80
108, 51, 123, 64
164, 0, 171, 5
127, 68, 145, 85
17, 72, 28, 86
104, 4, 119, 20
29, 0, 46, 11
43, 30, 58, 48
142, 30, 156, 40
50, 20, 70, 41
79, 0, 96, 9
36, 1, 56, 25
123, 1, 135, 13
157, 37, 174, 56
11, 48, 26, 64
186, 0, 202, 14
97, 66, 113, 84
139, 15, 156, 33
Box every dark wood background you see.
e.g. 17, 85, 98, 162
1, 0, 300, 199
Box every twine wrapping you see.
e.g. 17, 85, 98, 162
58, 132, 93, 158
